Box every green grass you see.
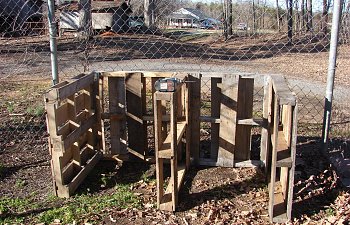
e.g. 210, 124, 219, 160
15, 179, 26, 188
26, 105, 45, 116
0, 184, 140, 224
5, 101, 15, 113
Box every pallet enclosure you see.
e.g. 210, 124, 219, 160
45, 71, 297, 223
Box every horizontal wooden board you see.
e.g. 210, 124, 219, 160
50, 73, 95, 101
67, 151, 102, 195
198, 158, 263, 167
271, 131, 292, 167
158, 121, 187, 159
63, 115, 96, 149
237, 118, 264, 127
199, 116, 221, 123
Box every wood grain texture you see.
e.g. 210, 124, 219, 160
235, 77, 254, 161
217, 75, 239, 167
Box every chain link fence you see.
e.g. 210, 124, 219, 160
1, 0, 350, 189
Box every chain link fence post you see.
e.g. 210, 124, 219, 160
48, 0, 59, 84
322, 0, 343, 153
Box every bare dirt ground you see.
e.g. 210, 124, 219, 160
1, 32, 350, 224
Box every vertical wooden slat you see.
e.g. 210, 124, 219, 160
235, 77, 254, 161
287, 104, 298, 220
282, 104, 292, 146
99, 76, 106, 153
189, 73, 201, 164
108, 77, 126, 155
217, 75, 239, 167
126, 73, 146, 159
269, 93, 279, 220
210, 77, 221, 160
141, 76, 149, 157
185, 82, 191, 169
154, 98, 164, 208
170, 94, 178, 210
260, 76, 271, 167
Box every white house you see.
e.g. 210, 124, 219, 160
166, 8, 222, 29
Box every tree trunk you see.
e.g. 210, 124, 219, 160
321, 0, 329, 36
276, 0, 280, 31
79, 0, 92, 36
294, 0, 299, 33
227, 0, 233, 36
262, 0, 267, 29
300, 0, 305, 31
252, 0, 256, 31
144, 0, 155, 28
223, 0, 228, 39
306, 0, 313, 32
286, 0, 293, 45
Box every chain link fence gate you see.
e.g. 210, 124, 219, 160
0, 0, 350, 197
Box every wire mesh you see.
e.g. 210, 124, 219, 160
1, 0, 350, 169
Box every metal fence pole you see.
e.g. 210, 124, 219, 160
322, 0, 343, 152
48, 0, 59, 85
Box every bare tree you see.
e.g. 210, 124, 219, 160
252, 0, 256, 31
300, 0, 305, 31
286, 0, 293, 45
276, 0, 281, 31
294, 0, 299, 33
144, 0, 155, 27
306, 0, 313, 32
225, 0, 233, 36
322, 0, 331, 36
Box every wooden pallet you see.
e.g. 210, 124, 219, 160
188, 73, 256, 167
100, 71, 188, 162
153, 80, 190, 211
45, 72, 103, 197
262, 75, 297, 223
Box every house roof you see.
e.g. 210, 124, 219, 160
167, 8, 208, 20
183, 8, 207, 20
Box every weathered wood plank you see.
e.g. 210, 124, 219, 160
108, 77, 126, 155
51, 73, 95, 101
125, 73, 146, 158
199, 116, 221, 123
198, 158, 263, 167
287, 104, 298, 220
188, 73, 201, 164
217, 75, 238, 167
270, 75, 296, 106
260, 76, 270, 167
63, 115, 96, 150
211, 77, 221, 160
154, 97, 164, 208
268, 95, 280, 221
235, 77, 254, 161
67, 151, 102, 196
